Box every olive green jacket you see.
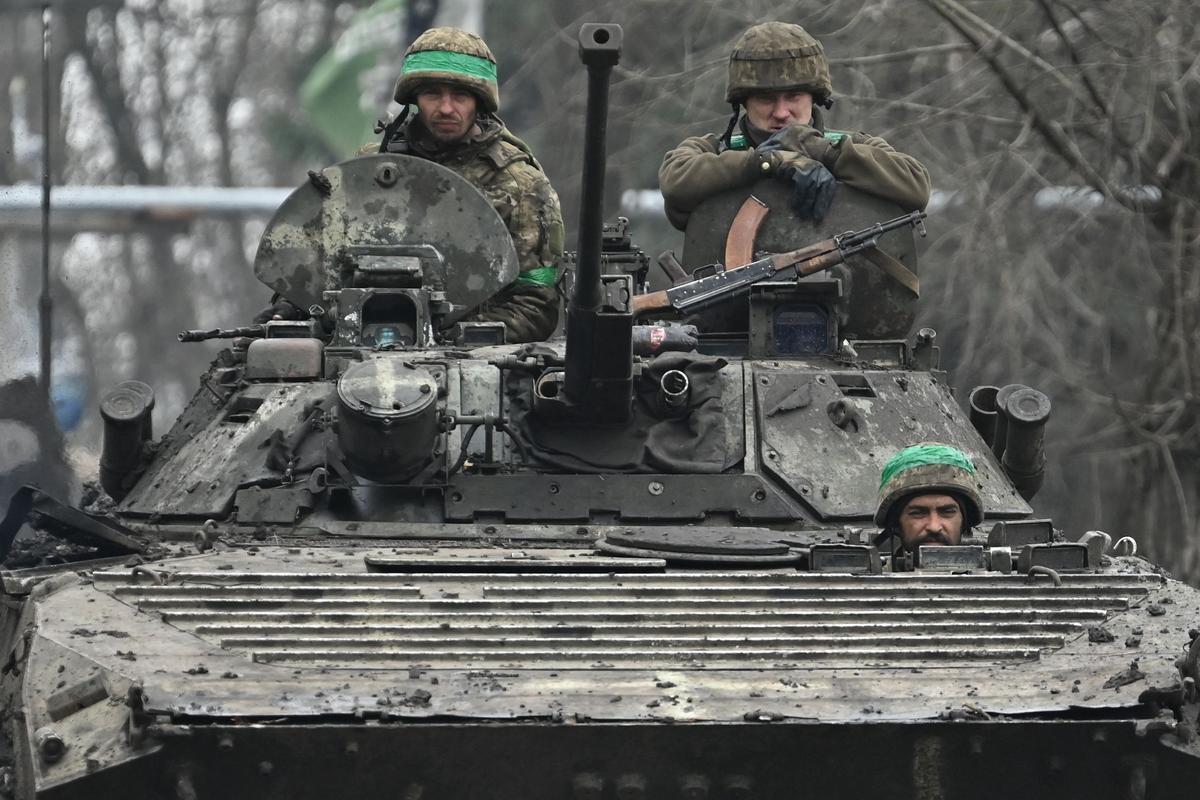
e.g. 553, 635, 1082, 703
658, 116, 931, 231
379, 116, 565, 342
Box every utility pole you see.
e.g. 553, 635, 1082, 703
38, 2, 53, 404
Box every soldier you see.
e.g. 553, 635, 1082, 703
370, 27, 565, 343
874, 443, 984, 551
658, 21, 931, 232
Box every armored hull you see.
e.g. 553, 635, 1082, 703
4, 344, 1199, 798
4, 539, 1199, 798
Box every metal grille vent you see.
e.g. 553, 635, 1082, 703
93, 570, 1156, 669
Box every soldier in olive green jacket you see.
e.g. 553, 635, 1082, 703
371, 27, 565, 343
659, 22, 931, 232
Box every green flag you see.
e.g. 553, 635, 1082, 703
300, 0, 407, 157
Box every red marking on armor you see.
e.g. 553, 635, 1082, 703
649, 327, 666, 351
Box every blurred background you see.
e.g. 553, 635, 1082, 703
1, 0, 1197, 583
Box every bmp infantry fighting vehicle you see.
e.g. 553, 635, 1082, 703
3, 23, 1200, 800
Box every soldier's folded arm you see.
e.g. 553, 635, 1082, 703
658, 21, 933, 232
824, 133, 931, 212
658, 135, 761, 230
470, 282, 559, 343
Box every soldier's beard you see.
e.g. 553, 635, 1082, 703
421, 110, 476, 144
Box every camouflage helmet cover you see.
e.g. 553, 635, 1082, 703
725, 21, 834, 105
393, 27, 500, 113
874, 443, 985, 529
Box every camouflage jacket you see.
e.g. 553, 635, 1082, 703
380, 116, 564, 342
658, 113, 931, 231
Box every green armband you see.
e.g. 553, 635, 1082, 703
823, 130, 849, 144
515, 266, 557, 287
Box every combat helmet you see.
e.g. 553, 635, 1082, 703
393, 27, 500, 113
874, 443, 984, 529
725, 21, 833, 107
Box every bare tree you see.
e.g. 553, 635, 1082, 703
910, 0, 1200, 580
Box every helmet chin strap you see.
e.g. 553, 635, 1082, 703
720, 103, 741, 148
379, 105, 411, 152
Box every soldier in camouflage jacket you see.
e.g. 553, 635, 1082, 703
372, 27, 564, 343
659, 22, 931, 231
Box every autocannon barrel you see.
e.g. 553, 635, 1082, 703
1001, 386, 1051, 500
562, 23, 624, 409
571, 23, 622, 315
559, 21, 638, 422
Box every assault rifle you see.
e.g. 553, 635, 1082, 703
630, 210, 926, 319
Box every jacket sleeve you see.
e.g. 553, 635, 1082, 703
658, 134, 761, 231
471, 283, 560, 343
826, 133, 931, 212
469, 165, 565, 343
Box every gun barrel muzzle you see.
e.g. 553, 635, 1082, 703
991, 383, 1029, 460
968, 385, 1000, 447
659, 369, 691, 414
1001, 386, 1051, 500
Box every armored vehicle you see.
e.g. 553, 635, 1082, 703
3, 23, 1199, 800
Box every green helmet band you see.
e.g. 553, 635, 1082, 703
874, 444, 984, 529
401, 50, 498, 84
879, 444, 975, 491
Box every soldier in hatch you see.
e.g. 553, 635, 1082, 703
368, 27, 565, 343
658, 21, 931, 232
874, 443, 984, 552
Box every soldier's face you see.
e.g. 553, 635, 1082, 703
416, 83, 478, 142
744, 90, 814, 132
897, 494, 964, 550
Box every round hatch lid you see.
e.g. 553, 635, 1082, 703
337, 359, 437, 419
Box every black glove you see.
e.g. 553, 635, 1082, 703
780, 158, 838, 223
765, 124, 837, 164
755, 130, 838, 222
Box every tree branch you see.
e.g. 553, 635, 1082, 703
919, 0, 1129, 205
831, 43, 973, 66
921, 0, 1090, 101
1033, 0, 1113, 119
64, 9, 152, 184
